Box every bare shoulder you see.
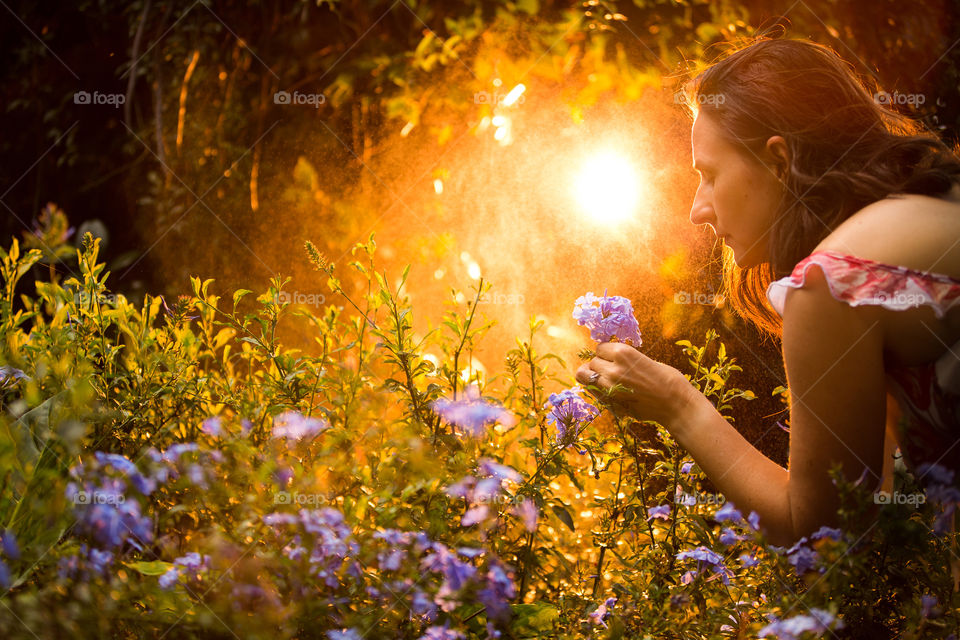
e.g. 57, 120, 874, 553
814, 188, 960, 279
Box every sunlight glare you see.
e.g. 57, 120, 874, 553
574, 151, 640, 225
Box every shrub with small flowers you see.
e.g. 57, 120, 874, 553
0, 229, 958, 639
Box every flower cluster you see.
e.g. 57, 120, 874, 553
572, 292, 642, 346
272, 411, 330, 442
588, 597, 617, 628
917, 462, 960, 535
758, 608, 844, 639
263, 507, 359, 589
66, 453, 155, 552
445, 458, 526, 528
158, 552, 213, 590
545, 387, 599, 446
675, 546, 734, 585
431, 386, 514, 437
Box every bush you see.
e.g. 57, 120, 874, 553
0, 225, 958, 639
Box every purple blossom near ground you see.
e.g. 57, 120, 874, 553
272, 411, 330, 441
66, 455, 155, 552
513, 498, 538, 533
431, 386, 514, 437
676, 546, 733, 585
714, 502, 742, 523
572, 293, 643, 346
158, 552, 212, 590
201, 416, 224, 438
0, 366, 27, 389
588, 597, 617, 628
758, 607, 843, 639
647, 504, 671, 521
545, 387, 599, 446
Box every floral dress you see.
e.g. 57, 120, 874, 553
766, 250, 960, 473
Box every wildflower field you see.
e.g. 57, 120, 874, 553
1, 226, 959, 639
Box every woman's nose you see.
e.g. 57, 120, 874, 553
689, 192, 715, 228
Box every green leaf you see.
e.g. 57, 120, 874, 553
511, 602, 559, 635
126, 560, 174, 576
551, 504, 575, 531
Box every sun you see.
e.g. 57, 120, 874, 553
574, 151, 640, 225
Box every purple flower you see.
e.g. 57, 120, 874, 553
418, 625, 465, 640
647, 505, 671, 521
714, 501, 742, 523
747, 511, 761, 531
718, 527, 744, 546
922, 594, 939, 618
786, 542, 818, 575
810, 526, 842, 542
478, 458, 521, 483
432, 387, 514, 437
0, 366, 27, 389
918, 462, 956, 486
477, 560, 516, 621
513, 498, 538, 532
676, 546, 732, 584
676, 546, 724, 567
201, 416, 223, 438
545, 387, 599, 446
272, 412, 330, 441
573, 293, 642, 346
739, 553, 759, 568
327, 630, 362, 640
0, 560, 10, 589
680, 461, 695, 475
759, 608, 843, 639
588, 596, 617, 628
158, 552, 211, 590
2, 530, 20, 560
462, 505, 490, 526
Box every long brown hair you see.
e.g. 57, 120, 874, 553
683, 38, 960, 338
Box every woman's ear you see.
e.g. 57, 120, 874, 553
764, 135, 789, 181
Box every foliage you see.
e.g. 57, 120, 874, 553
0, 226, 959, 639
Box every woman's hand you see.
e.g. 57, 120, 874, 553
575, 342, 700, 427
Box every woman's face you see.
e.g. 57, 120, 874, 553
689, 112, 785, 268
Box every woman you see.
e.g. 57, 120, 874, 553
576, 38, 960, 546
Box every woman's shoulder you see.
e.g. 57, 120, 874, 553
813, 188, 960, 280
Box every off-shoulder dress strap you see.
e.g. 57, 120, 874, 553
766, 250, 960, 319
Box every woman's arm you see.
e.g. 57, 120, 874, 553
578, 265, 888, 546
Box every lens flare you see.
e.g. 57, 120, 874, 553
574, 151, 639, 225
